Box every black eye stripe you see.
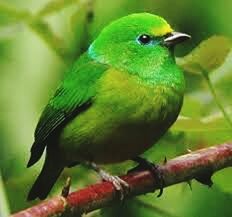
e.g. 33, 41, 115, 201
137, 34, 152, 45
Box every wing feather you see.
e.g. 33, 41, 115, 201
27, 53, 108, 167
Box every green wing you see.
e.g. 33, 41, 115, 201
27, 53, 108, 167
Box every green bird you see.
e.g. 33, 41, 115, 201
27, 13, 190, 200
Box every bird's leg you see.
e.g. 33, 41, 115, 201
129, 156, 165, 197
87, 162, 130, 200
61, 177, 71, 197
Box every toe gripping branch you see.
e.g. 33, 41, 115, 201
88, 162, 130, 200
61, 177, 71, 198
130, 156, 165, 197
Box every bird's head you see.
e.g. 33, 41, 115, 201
89, 13, 190, 79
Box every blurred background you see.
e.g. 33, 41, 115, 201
0, 0, 232, 216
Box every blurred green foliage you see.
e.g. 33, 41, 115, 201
0, 0, 231, 216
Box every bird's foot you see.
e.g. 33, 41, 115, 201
89, 162, 130, 200
130, 156, 165, 197
61, 177, 71, 197
99, 170, 130, 200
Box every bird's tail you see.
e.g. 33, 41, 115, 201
27, 155, 64, 201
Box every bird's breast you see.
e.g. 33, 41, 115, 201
96, 68, 182, 124
59, 68, 183, 164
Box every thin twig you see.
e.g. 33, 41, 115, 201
201, 68, 232, 128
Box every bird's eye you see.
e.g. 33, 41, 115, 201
137, 34, 152, 45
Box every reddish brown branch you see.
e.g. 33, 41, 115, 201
11, 143, 232, 217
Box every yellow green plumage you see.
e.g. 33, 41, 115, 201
27, 13, 189, 200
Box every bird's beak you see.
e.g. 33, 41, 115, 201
164, 32, 191, 46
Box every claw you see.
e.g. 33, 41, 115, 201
151, 165, 164, 197
88, 162, 130, 200
132, 157, 165, 197
99, 170, 130, 200
61, 177, 71, 197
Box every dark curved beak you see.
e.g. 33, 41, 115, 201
164, 32, 191, 46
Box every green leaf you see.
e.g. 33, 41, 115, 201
69, 0, 95, 57
134, 199, 179, 217
69, 5, 88, 58
28, 19, 67, 62
0, 2, 32, 27
172, 115, 231, 132
36, 0, 79, 18
0, 24, 24, 40
177, 36, 232, 74
213, 168, 232, 194
0, 172, 10, 217
177, 36, 232, 130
